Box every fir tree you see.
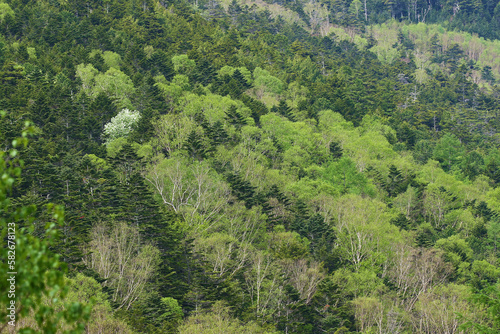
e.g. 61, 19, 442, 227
224, 105, 247, 129
209, 120, 229, 147
385, 165, 405, 197
226, 172, 256, 208
232, 69, 250, 89
277, 100, 296, 121
184, 130, 207, 161
485, 160, 500, 185
329, 141, 343, 160
192, 58, 216, 86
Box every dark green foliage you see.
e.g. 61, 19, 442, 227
184, 130, 208, 161
329, 141, 343, 160
384, 165, 405, 197
485, 160, 500, 185
276, 100, 296, 121
192, 58, 216, 86
240, 94, 268, 124
226, 172, 256, 208
461, 151, 485, 180
391, 213, 412, 230
90, 52, 109, 72
232, 69, 250, 89
416, 223, 437, 248
224, 105, 247, 129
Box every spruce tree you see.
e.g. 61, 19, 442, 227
485, 160, 500, 185
192, 58, 216, 86
226, 172, 256, 208
232, 69, 250, 89
329, 141, 343, 160
225, 105, 246, 129
184, 130, 207, 161
385, 165, 405, 197
209, 120, 229, 148
277, 100, 296, 121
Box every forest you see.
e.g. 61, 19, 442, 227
0, 0, 499, 333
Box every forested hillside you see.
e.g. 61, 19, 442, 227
0, 0, 500, 333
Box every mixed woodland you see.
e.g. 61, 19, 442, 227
1, 0, 500, 332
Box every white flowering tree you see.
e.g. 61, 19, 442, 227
103, 108, 141, 144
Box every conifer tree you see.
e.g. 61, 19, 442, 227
225, 105, 247, 129
329, 141, 343, 160
195, 58, 216, 86
485, 160, 500, 185
226, 172, 256, 208
385, 165, 405, 197
209, 120, 229, 147
184, 130, 207, 161
232, 69, 250, 89
277, 100, 296, 121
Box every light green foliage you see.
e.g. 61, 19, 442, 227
285, 81, 309, 110
218, 65, 252, 84
269, 225, 310, 260
136, 143, 153, 159
352, 295, 407, 333
106, 137, 129, 157
0, 123, 90, 333
76, 64, 135, 108
180, 93, 251, 125
261, 113, 321, 161
172, 55, 195, 75
27, 274, 134, 333
330, 268, 386, 299
392, 185, 419, 218
321, 157, 376, 196
436, 235, 473, 273
178, 301, 273, 334
286, 175, 338, 201
471, 260, 500, 286
332, 195, 401, 270
433, 133, 465, 171
195, 232, 251, 278
103, 108, 141, 144
102, 51, 122, 69
414, 284, 481, 334
93, 68, 135, 108
422, 183, 455, 229
318, 111, 402, 173
158, 297, 183, 324
85, 154, 107, 171
486, 187, 500, 214
26, 47, 36, 60
153, 113, 198, 156
317, 110, 355, 134
459, 284, 500, 333
253, 67, 284, 95
155, 74, 191, 108
369, 21, 500, 80
417, 160, 487, 207
443, 208, 480, 236
75, 63, 98, 93
0, 3, 14, 22
83, 222, 161, 311
145, 156, 230, 227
